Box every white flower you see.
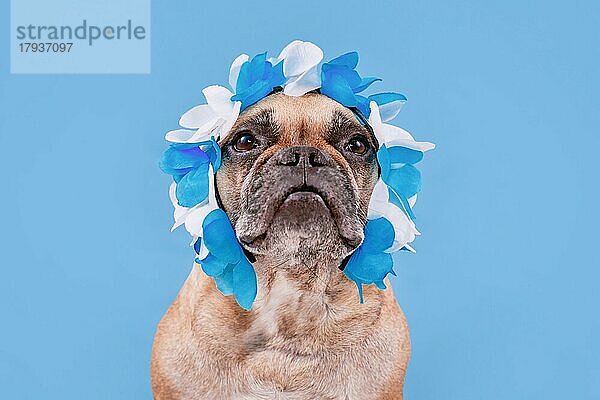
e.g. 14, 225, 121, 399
166, 84, 242, 144
368, 101, 435, 151
368, 180, 420, 253
169, 165, 219, 242
366, 101, 436, 252
229, 53, 250, 92
275, 40, 323, 97
165, 54, 251, 246
168, 181, 191, 232
166, 54, 253, 144
376, 97, 407, 122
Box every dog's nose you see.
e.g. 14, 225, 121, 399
274, 146, 331, 168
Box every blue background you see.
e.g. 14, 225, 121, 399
1, 1, 598, 398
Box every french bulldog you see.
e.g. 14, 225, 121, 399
151, 91, 411, 400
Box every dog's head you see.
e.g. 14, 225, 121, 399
215, 92, 378, 267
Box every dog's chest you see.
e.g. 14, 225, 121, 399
239, 352, 354, 400
229, 342, 389, 400
229, 276, 392, 400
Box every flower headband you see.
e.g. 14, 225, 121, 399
160, 40, 434, 310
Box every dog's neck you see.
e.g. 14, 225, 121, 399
253, 254, 343, 301
237, 255, 384, 354
188, 255, 387, 355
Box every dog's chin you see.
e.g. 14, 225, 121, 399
237, 191, 362, 262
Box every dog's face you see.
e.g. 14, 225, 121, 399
216, 92, 378, 267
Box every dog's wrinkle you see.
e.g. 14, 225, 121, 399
272, 183, 331, 217
242, 166, 311, 219
297, 260, 334, 299
245, 331, 268, 353
327, 110, 378, 151
238, 163, 363, 254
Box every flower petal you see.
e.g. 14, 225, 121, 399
187, 126, 220, 143
214, 264, 234, 295
322, 63, 361, 87
367, 180, 419, 249
193, 237, 202, 254
408, 194, 417, 208
367, 178, 391, 214
175, 162, 210, 207
283, 65, 322, 96
219, 101, 241, 139
203, 85, 236, 116
169, 182, 191, 231
385, 138, 436, 152
321, 72, 357, 107
231, 53, 285, 111
202, 209, 242, 265
196, 238, 210, 259
275, 40, 302, 58
179, 104, 217, 129
235, 52, 268, 93
199, 253, 228, 277
361, 217, 396, 252
343, 246, 394, 292
165, 129, 196, 143
279, 40, 323, 77
159, 146, 210, 175
184, 201, 216, 237
385, 164, 422, 202
387, 186, 415, 220
203, 137, 222, 171
368, 92, 407, 122
233, 257, 257, 310
183, 165, 219, 236
229, 54, 249, 92
328, 51, 359, 69
386, 204, 419, 247
231, 80, 272, 110
369, 101, 435, 150
386, 146, 424, 164
353, 77, 381, 93
355, 95, 371, 117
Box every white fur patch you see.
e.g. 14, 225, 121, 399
251, 273, 299, 336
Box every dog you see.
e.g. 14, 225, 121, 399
151, 91, 411, 399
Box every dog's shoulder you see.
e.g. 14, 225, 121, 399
150, 266, 252, 399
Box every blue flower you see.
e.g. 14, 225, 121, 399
320, 52, 379, 117
193, 209, 257, 310
321, 52, 409, 119
343, 217, 397, 302
204, 137, 222, 171
159, 139, 221, 208
230, 52, 286, 111
376, 144, 426, 220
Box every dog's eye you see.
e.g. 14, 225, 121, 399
346, 137, 369, 155
233, 132, 257, 152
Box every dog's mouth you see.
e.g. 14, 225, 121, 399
238, 185, 330, 247
238, 184, 361, 250
282, 186, 328, 207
